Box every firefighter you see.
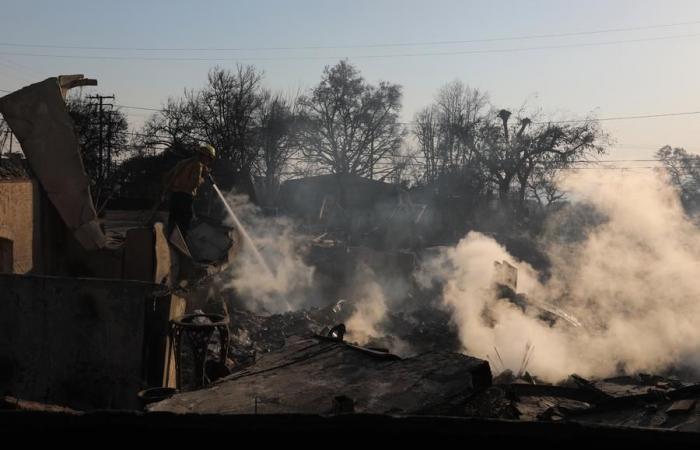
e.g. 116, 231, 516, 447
163, 143, 215, 238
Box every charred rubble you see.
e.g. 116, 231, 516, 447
0, 78, 699, 439
161, 258, 700, 433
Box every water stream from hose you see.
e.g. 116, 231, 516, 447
211, 181, 273, 277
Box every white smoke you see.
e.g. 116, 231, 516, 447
222, 194, 316, 314
422, 170, 700, 382
417, 232, 565, 378
345, 277, 388, 345
220, 194, 407, 350
342, 263, 414, 353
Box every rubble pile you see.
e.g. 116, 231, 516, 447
463, 372, 700, 431
225, 304, 347, 365
173, 287, 700, 433
220, 298, 459, 366
154, 316, 700, 433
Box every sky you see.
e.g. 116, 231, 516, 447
2, 0, 700, 163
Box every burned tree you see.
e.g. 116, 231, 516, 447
414, 106, 440, 182
414, 80, 607, 212
138, 65, 266, 197
527, 160, 567, 207
252, 91, 300, 203
656, 145, 700, 212
140, 97, 198, 154
192, 65, 264, 175
475, 110, 606, 212
414, 81, 489, 184
298, 60, 404, 179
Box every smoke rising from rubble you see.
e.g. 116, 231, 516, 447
342, 263, 415, 354
344, 276, 388, 345
420, 170, 700, 382
222, 194, 316, 314
221, 193, 411, 350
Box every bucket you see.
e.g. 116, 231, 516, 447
137, 387, 177, 409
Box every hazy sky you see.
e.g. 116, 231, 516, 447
2, 0, 700, 162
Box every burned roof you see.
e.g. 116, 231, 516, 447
149, 335, 491, 415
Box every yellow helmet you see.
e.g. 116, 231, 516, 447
198, 143, 216, 159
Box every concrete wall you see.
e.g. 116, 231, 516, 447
0, 274, 184, 410
0, 179, 40, 274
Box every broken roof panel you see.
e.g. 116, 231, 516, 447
149, 336, 491, 415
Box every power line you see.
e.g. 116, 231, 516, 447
1, 32, 699, 62
86, 94, 116, 181
284, 159, 677, 171
532, 110, 700, 124
5, 88, 700, 130
116, 103, 163, 112
0, 57, 44, 78
1, 20, 699, 51
114, 102, 700, 125
0, 60, 31, 84
2, 130, 694, 171
5, 85, 700, 130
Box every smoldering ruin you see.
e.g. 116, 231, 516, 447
1, 75, 700, 442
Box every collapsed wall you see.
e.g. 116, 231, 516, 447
0, 78, 202, 410
0, 274, 184, 410
0, 75, 105, 251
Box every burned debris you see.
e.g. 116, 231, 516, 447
1, 77, 699, 441
0, 77, 231, 409
149, 335, 492, 415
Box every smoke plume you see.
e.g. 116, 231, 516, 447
223, 194, 316, 314
421, 170, 700, 382
344, 277, 388, 345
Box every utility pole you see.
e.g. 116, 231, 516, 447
0, 130, 6, 165
86, 94, 115, 183
105, 110, 114, 179
1, 130, 15, 168
3, 130, 13, 154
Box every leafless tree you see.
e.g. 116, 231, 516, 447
140, 97, 198, 154
435, 80, 489, 167
528, 159, 567, 207
656, 145, 700, 211
252, 90, 301, 201
415, 80, 607, 211
478, 110, 607, 210
143, 65, 264, 172
191, 65, 264, 172
414, 106, 440, 183
298, 60, 404, 179
385, 145, 422, 188
414, 80, 489, 184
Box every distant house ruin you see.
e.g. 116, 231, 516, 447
278, 173, 429, 249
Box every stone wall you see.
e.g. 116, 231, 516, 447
0, 179, 40, 274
